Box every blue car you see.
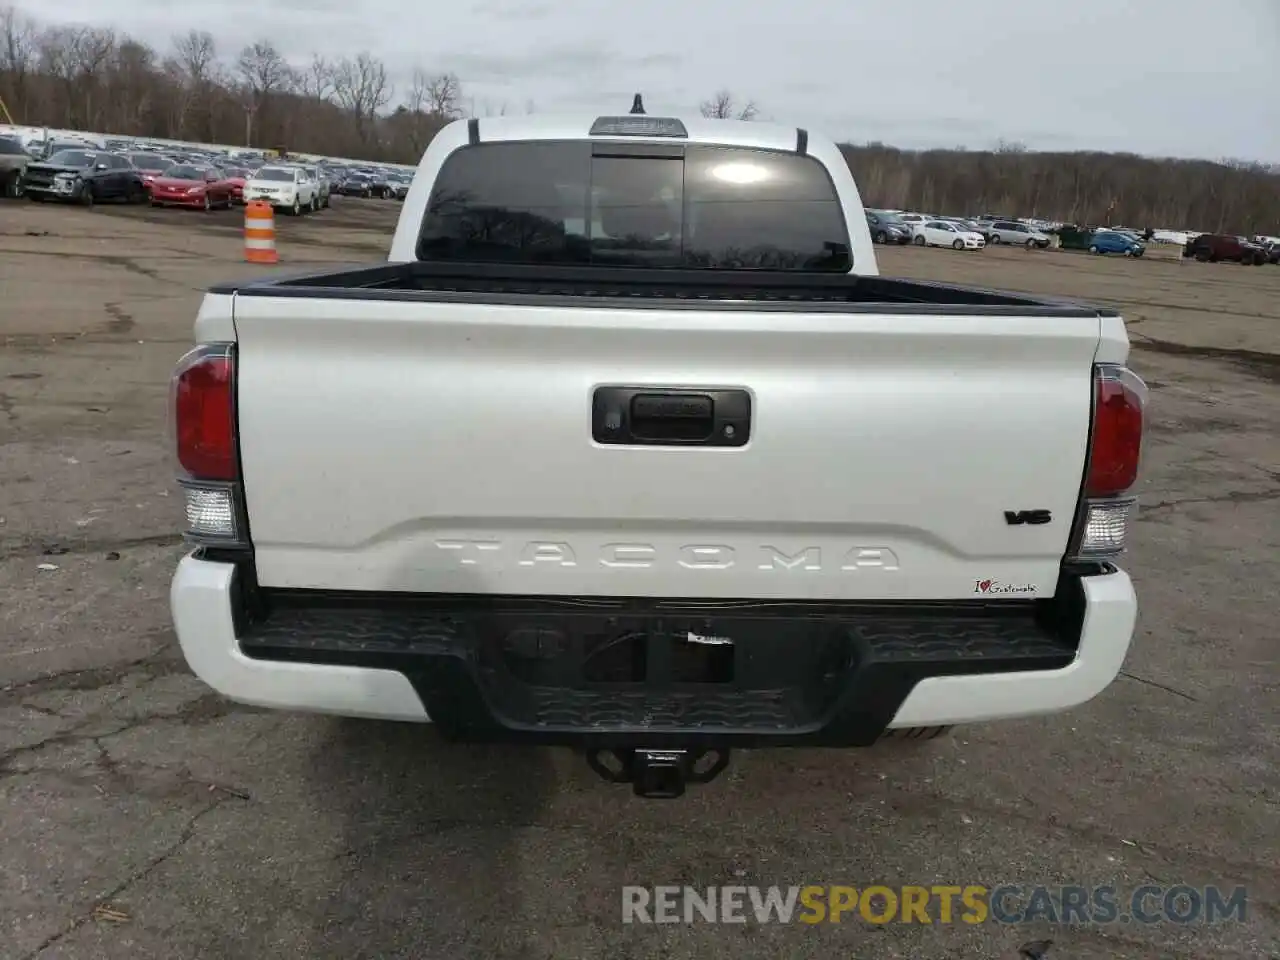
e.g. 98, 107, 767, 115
1088, 231, 1145, 257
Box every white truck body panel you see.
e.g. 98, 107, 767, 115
232, 294, 1100, 600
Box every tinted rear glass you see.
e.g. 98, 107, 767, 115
0, 137, 25, 155
417, 140, 851, 271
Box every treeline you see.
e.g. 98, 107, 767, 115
0, 9, 458, 162
2, 6, 1277, 233
840, 143, 1280, 234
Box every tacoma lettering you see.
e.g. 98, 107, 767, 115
434, 540, 899, 572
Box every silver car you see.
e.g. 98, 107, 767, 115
302, 165, 331, 208
984, 220, 1051, 248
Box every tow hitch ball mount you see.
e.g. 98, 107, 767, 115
586, 748, 731, 799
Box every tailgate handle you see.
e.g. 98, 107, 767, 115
631, 394, 714, 441
592, 387, 751, 447
632, 394, 712, 421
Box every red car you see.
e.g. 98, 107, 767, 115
1182, 233, 1268, 265
221, 166, 250, 204
149, 164, 235, 211
126, 153, 175, 192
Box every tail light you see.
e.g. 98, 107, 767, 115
1069, 364, 1147, 560
171, 343, 246, 545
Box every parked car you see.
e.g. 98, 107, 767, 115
302, 165, 331, 208
24, 149, 146, 206
1052, 225, 1096, 251
1263, 242, 1280, 265
168, 113, 1143, 800
0, 134, 30, 198
126, 152, 176, 191
865, 210, 912, 244
913, 219, 987, 250
1182, 233, 1267, 265
40, 139, 94, 159
985, 220, 1051, 248
896, 212, 934, 233
220, 166, 250, 204
335, 173, 373, 198
387, 172, 412, 200
364, 170, 395, 199
1088, 231, 1145, 257
242, 165, 319, 215
149, 163, 235, 211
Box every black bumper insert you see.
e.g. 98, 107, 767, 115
237, 589, 1081, 748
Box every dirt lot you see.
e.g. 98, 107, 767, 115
1, 199, 1277, 960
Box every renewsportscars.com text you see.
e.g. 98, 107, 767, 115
621, 884, 1248, 926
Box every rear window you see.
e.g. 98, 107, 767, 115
417, 140, 852, 271
0, 137, 25, 155
47, 150, 95, 167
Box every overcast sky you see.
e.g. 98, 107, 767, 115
18, 0, 1280, 159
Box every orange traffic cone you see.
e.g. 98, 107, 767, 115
244, 201, 278, 264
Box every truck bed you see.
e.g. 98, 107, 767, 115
210, 261, 1104, 316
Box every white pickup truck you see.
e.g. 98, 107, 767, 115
170, 109, 1144, 798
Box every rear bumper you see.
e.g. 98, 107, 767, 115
171, 555, 1137, 740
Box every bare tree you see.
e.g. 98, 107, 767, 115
400, 68, 463, 154
699, 89, 758, 121
0, 5, 39, 121
107, 38, 157, 134
37, 27, 81, 124
173, 30, 216, 87
420, 70, 461, 118
237, 40, 292, 97
168, 30, 216, 138
297, 53, 334, 102
237, 39, 293, 144
332, 51, 391, 145
70, 27, 116, 128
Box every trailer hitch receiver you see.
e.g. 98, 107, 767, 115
586, 748, 731, 799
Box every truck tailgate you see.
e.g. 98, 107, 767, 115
231, 297, 1099, 600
